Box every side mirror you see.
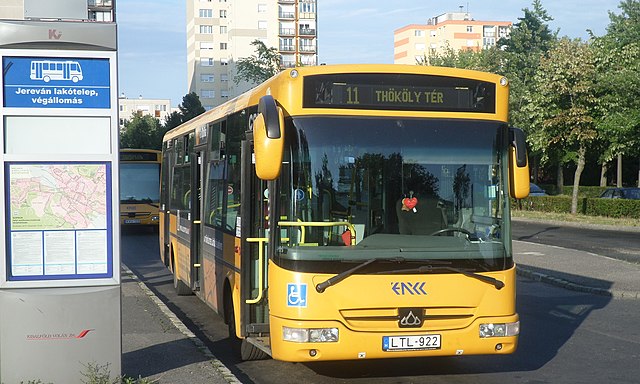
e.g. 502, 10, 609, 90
509, 127, 530, 199
253, 95, 285, 180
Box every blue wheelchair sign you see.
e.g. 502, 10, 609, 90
287, 283, 307, 307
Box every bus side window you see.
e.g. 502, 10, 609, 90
205, 161, 225, 227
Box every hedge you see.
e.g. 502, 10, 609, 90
512, 195, 640, 219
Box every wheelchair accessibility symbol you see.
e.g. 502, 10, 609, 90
287, 283, 307, 307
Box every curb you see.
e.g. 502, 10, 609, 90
515, 265, 640, 300
122, 265, 243, 384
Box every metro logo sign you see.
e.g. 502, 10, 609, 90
49, 29, 62, 40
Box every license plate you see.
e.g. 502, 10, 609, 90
124, 219, 140, 224
382, 334, 441, 351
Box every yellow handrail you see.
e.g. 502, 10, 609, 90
245, 237, 268, 304
278, 221, 356, 245
243, 221, 356, 305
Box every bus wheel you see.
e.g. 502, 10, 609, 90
171, 255, 192, 296
225, 291, 268, 361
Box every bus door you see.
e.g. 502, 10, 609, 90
240, 138, 270, 347
160, 146, 172, 267
191, 149, 204, 291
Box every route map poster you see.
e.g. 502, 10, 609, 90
5, 162, 113, 281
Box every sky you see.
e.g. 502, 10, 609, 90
117, 0, 624, 107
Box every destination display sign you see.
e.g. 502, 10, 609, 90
303, 73, 496, 113
2, 56, 110, 109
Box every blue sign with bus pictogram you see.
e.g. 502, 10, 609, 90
2, 56, 110, 109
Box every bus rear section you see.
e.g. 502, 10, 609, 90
119, 149, 161, 228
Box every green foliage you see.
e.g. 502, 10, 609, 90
120, 112, 163, 150
178, 92, 206, 123
120, 92, 205, 150
513, 195, 640, 218
234, 40, 282, 85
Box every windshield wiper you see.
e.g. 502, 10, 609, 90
379, 265, 504, 290
315, 257, 405, 293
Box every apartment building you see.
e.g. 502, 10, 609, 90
394, 11, 511, 65
118, 96, 173, 128
187, 0, 317, 110
0, 0, 113, 21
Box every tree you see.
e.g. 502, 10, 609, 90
234, 40, 282, 85
492, 1, 558, 188
163, 110, 183, 131
592, 0, 640, 186
178, 92, 206, 123
120, 112, 163, 149
525, 38, 598, 214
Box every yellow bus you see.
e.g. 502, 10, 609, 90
159, 64, 530, 362
119, 148, 161, 227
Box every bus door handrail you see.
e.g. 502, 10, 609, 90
244, 221, 356, 304
278, 221, 356, 246
245, 237, 268, 304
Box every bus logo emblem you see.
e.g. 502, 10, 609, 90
287, 283, 307, 307
398, 308, 423, 328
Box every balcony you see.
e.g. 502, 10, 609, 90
299, 28, 316, 36
279, 45, 295, 52
279, 12, 295, 20
279, 28, 296, 36
299, 45, 316, 53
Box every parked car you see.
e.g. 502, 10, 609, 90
599, 187, 640, 200
529, 183, 548, 196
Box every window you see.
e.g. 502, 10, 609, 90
220, 43, 227, 50
220, 10, 227, 18
220, 26, 227, 34
201, 74, 215, 82
467, 26, 473, 33
258, 3, 267, 12
221, 90, 230, 98
220, 74, 229, 82
201, 90, 216, 98
258, 20, 267, 30
415, 43, 425, 51
200, 58, 214, 66
200, 42, 214, 50
199, 9, 213, 18
430, 30, 437, 37
300, 2, 315, 13
414, 30, 425, 37
199, 25, 213, 34
221, 58, 229, 65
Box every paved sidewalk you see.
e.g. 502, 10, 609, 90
121, 267, 240, 384
513, 240, 640, 299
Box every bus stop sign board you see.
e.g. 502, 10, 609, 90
3, 56, 110, 109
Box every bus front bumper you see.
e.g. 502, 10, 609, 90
269, 314, 519, 362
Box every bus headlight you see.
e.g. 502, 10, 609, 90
479, 321, 519, 338
283, 327, 339, 343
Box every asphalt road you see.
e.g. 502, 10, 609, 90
511, 218, 640, 264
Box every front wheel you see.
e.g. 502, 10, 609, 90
172, 255, 192, 296
226, 291, 268, 361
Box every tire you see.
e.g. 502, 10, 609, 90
226, 291, 268, 361
172, 255, 192, 296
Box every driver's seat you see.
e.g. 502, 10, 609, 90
396, 196, 445, 235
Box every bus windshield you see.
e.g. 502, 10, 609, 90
276, 116, 510, 272
120, 163, 161, 203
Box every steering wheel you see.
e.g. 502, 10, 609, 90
429, 227, 474, 237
